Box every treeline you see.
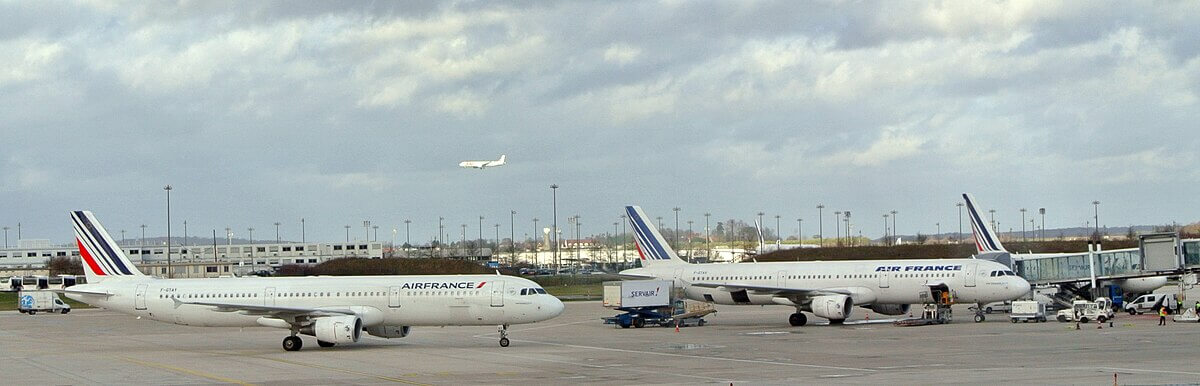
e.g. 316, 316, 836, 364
758, 239, 1142, 262
276, 258, 502, 276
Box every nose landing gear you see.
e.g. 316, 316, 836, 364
498, 324, 510, 347
974, 303, 986, 323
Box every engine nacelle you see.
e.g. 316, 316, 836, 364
364, 325, 411, 339
868, 303, 911, 316
301, 316, 362, 344
810, 294, 852, 321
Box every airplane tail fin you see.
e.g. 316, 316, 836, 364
71, 211, 146, 282
497, 154, 506, 165
625, 206, 689, 267
753, 219, 765, 255
962, 193, 1007, 254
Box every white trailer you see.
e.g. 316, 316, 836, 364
1009, 300, 1047, 323
17, 290, 71, 315
603, 280, 672, 308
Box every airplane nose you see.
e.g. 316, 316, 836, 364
1014, 278, 1031, 297
545, 296, 565, 318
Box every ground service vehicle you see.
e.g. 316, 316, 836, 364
1124, 293, 1178, 315
1010, 300, 1046, 323
1056, 298, 1114, 323
17, 290, 71, 315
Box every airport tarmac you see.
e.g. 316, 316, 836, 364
2, 302, 1199, 385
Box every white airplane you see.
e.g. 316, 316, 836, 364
619, 205, 1030, 326
61, 211, 563, 351
963, 193, 1167, 295
459, 154, 506, 169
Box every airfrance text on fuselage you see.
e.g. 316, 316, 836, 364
401, 281, 486, 290
875, 265, 963, 272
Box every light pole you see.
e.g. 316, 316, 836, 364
774, 215, 781, 245
478, 216, 484, 249
882, 214, 889, 245
657, 216, 663, 233
493, 223, 500, 261
797, 218, 803, 244
834, 211, 842, 246
956, 202, 964, 243
620, 215, 628, 265
460, 224, 466, 244
1020, 208, 1027, 242
844, 211, 852, 246
363, 220, 370, 243
301, 218, 305, 243
164, 185, 172, 278
391, 228, 396, 254
551, 184, 559, 274
988, 209, 996, 233
140, 224, 147, 249
248, 227, 255, 272
183, 221, 188, 247
612, 221, 619, 264
890, 210, 898, 244
373, 225, 379, 242
936, 222, 940, 242
2, 226, 7, 248
816, 204, 825, 247
1039, 208, 1046, 240
121, 229, 126, 245
1092, 200, 1101, 241
672, 207, 681, 248
532, 218, 539, 267
404, 220, 411, 248
509, 210, 516, 265
703, 213, 710, 260
438, 217, 444, 246
225, 227, 231, 246
344, 224, 350, 243
573, 215, 581, 269
274, 222, 281, 243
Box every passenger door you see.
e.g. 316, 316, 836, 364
963, 261, 977, 287
389, 286, 401, 308
878, 271, 890, 288
134, 284, 148, 310
776, 270, 788, 288
264, 287, 276, 306
490, 280, 504, 307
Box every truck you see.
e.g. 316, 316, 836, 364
1009, 300, 1047, 323
1055, 297, 1113, 323
17, 290, 71, 315
601, 280, 715, 328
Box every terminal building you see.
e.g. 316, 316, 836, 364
0, 240, 384, 278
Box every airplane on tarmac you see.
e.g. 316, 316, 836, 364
459, 154, 506, 169
619, 204, 1031, 326
963, 193, 1167, 295
750, 219, 807, 256
61, 211, 563, 351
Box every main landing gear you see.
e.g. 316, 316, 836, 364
498, 324, 510, 347
789, 312, 808, 326
974, 303, 986, 323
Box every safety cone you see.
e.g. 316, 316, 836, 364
675, 320, 680, 333
865, 313, 870, 321
1097, 319, 1102, 329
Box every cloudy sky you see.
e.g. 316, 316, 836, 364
2, 1, 1198, 245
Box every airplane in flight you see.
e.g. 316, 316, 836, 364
61, 211, 563, 351
459, 154, 506, 169
619, 204, 1030, 326
963, 193, 1167, 295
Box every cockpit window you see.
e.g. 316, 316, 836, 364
520, 288, 528, 295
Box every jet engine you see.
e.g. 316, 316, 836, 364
810, 294, 852, 321
301, 315, 362, 344
868, 303, 910, 316
364, 325, 411, 339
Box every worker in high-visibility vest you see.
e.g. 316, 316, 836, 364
1158, 306, 1168, 326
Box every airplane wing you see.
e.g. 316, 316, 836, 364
690, 282, 853, 297
171, 298, 356, 319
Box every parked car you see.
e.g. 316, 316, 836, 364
1124, 293, 1178, 315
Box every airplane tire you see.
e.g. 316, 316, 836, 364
283, 336, 303, 351
974, 314, 985, 323
499, 338, 510, 347
317, 340, 335, 348
788, 313, 807, 326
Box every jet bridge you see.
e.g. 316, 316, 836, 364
1010, 236, 1200, 300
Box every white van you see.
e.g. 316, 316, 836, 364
1124, 293, 1178, 315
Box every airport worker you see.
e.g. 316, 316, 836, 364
1158, 306, 1167, 326
1195, 301, 1199, 315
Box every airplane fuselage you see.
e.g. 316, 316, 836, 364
67, 275, 562, 328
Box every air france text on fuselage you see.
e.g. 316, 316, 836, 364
401, 281, 485, 290
875, 265, 963, 272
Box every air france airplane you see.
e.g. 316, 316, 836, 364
619, 205, 1030, 326
459, 154, 506, 169
62, 211, 563, 351
963, 193, 1167, 294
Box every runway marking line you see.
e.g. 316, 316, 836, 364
255, 356, 432, 385
120, 356, 256, 386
